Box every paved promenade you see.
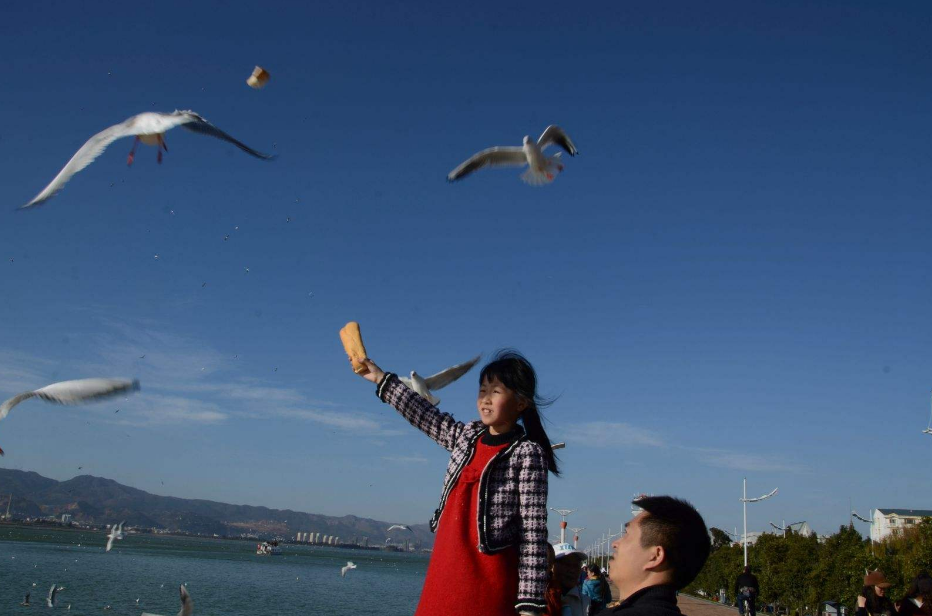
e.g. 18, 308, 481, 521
678, 595, 738, 616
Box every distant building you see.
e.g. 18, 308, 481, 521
872, 508, 932, 542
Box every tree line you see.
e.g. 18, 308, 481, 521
684, 519, 932, 615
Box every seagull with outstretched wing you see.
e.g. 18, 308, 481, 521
399, 355, 480, 406
447, 125, 578, 185
46, 584, 57, 608
141, 584, 192, 616
105, 521, 125, 552
387, 524, 411, 532
21, 110, 274, 208
341, 562, 357, 577
0, 378, 140, 456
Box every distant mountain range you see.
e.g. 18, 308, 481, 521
0, 468, 433, 548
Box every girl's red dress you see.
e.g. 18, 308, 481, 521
415, 437, 519, 616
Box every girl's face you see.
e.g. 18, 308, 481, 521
477, 377, 526, 434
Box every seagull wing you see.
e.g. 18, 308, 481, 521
447, 147, 527, 182
106, 534, 115, 552
48, 584, 57, 606
0, 391, 38, 420
20, 117, 146, 208
177, 585, 192, 616
179, 116, 274, 160
537, 125, 578, 156
423, 356, 481, 391
341, 565, 348, 577
32, 378, 140, 406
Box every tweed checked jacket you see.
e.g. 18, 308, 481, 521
376, 373, 550, 614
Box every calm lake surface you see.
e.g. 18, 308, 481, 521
0, 525, 428, 615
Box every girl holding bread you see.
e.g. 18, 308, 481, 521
356, 350, 558, 616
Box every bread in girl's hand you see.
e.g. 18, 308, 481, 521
339, 322, 369, 375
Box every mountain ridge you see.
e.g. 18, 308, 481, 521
0, 468, 433, 547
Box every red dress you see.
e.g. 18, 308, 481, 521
415, 438, 519, 616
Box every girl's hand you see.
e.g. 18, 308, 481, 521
857, 596, 866, 608
356, 358, 385, 384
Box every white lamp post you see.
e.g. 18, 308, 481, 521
550, 508, 577, 544
570, 527, 585, 549
740, 478, 777, 566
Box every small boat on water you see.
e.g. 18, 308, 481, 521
256, 540, 282, 555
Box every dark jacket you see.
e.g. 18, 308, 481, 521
599, 585, 681, 616
376, 373, 550, 614
898, 598, 932, 616
736, 572, 760, 595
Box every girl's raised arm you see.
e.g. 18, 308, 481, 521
358, 358, 465, 452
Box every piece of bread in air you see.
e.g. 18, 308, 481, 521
339, 322, 369, 375
246, 66, 270, 89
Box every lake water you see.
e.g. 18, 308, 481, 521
0, 525, 428, 615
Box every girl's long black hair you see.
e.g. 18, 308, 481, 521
479, 349, 560, 476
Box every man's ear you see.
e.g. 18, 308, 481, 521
644, 545, 667, 571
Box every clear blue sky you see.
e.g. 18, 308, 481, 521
1, 0, 930, 545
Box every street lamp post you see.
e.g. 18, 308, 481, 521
550, 508, 576, 544
740, 478, 778, 566
570, 527, 585, 549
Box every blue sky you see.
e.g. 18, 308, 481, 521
1, 0, 931, 546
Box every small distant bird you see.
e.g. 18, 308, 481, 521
115, 409, 120, 414
56, 586, 65, 592
0, 378, 140, 456
387, 525, 411, 532
105, 521, 125, 552
244, 267, 249, 273
399, 356, 480, 406
201, 282, 207, 288
447, 125, 578, 184
21, 592, 29, 606
21, 110, 274, 208
154, 255, 160, 260
139, 355, 146, 359
46, 584, 57, 608
551, 442, 566, 450
341, 562, 357, 577
136, 598, 140, 604
223, 234, 230, 241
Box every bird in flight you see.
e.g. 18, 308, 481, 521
399, 355, 480, 406
341, 562, 357, 577
447, 125, 578, 184
20, 110, 274, 208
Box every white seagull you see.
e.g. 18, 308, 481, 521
21, 110, 274, 209
142, 584, 192, 616
340, 561, 357, 577
386, 524, 411, 532
0, 378, 140, 456
105, 521, 125, 552
46, 583, 58, 608
399, 356, 480, 406
447, 125, 578, 184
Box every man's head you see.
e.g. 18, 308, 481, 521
744, 565, 751, 574
609, 496, 710, 601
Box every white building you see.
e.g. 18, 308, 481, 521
871, 508, 932, 542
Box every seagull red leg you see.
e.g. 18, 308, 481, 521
127, 137, 139, 166
157, 135, 166, 164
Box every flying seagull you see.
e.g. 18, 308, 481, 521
386, 524, 411, 532
20, 110, 274, 208
447, 125, 578, 184
551, 442, 566, 450
141, 584, 192, 616
105, 521, 125, 552
341, 562, 357, 577
46, 584, 57, 608
0, 378, 140, 456
399, 355, 480, 406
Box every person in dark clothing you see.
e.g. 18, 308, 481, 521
597, 495, 711, 616
897, 572, 932, 616
857, 570, 897, 616
735, 565, 760, 616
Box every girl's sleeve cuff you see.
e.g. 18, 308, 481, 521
375, 372, 396, 400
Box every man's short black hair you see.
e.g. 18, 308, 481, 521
634, 495, 711, 589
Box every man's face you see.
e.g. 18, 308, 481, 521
554, 553, 584, 592
609, 512, 656, 594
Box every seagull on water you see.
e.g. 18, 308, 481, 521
21, 592, 30, 606
106, 521, 125, 552
20, 110, 274, 209
447, 125, 578, 185
386, 525, 412, 532
141, 584, 192, 616
341, 562, 357, 577
46, 584, 58, 608
399, 356, 481, 406
0, 378, 140, 456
